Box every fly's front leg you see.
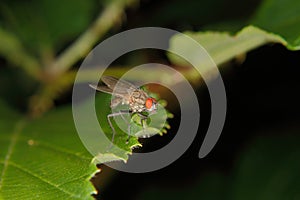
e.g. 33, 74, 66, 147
107, 113, 117, 147
107, 110, 131, 146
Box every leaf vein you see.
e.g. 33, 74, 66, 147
5, 161, 83, 199
0, 119, 25, 191
32, 140, 91, 161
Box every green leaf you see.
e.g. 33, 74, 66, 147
168, 26, 286, 70
250, 0, 300, 50
0, 101, 97, 199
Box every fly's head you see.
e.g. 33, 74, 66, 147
145, 97, 157, 113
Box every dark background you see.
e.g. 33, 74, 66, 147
95, 0, 300, 199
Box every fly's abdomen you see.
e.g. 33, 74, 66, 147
129, 89, 148, 112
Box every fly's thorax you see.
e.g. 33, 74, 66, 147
129, 89, 148, 112
110, 97, 122, 108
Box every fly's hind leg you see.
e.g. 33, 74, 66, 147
137, 113, 148, 137
118, 110, 132, 143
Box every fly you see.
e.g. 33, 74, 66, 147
89, 76, 157, 143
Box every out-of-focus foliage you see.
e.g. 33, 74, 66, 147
168, 26, 286, 70
169, 0, 300, 71
137, 133, 300, 200
0, 0, 96, 55
250, 0, 300, 49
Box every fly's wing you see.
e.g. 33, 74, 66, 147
89, 84, 115, 95
89, 76, 137, 98
101, 76, 137, 96
89, 84, 124, 108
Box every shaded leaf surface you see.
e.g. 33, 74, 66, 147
251, 0, 300, 49
137, 134, 300, 200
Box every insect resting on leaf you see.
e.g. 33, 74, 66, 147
89, 76, 158, 144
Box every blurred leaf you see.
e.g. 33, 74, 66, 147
0, 101, 97, 199
251, 0, 300, 50
137, 0, 259, 30
137, 134, 300, 200
230, 134, 300, 200
168, 0, 300, 70
145, 0, 225, 27
168, 26, 286, 69
138, 171, 228, 200
0, 0, 96, 54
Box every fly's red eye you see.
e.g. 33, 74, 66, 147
145, 98, 153, 109
145, 97, 157, 111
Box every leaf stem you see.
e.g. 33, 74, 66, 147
0, 28, 41, 79
49, 0, 138, 75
